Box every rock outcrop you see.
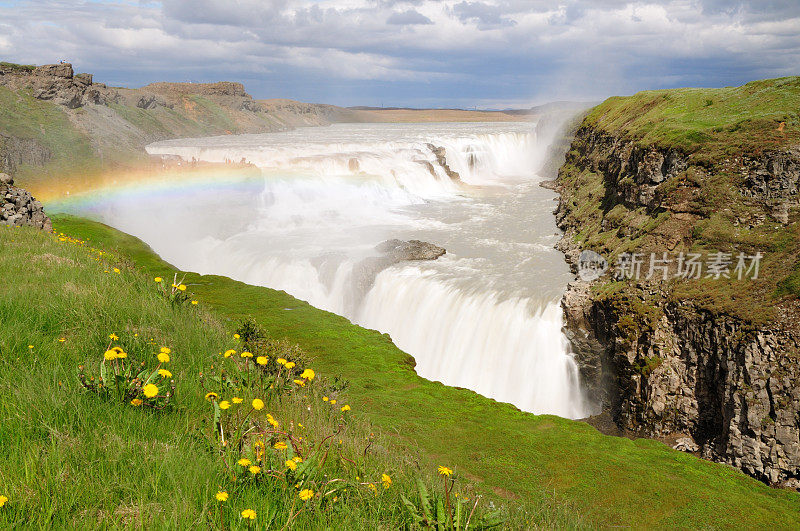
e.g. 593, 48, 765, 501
375, 239, 447, 261
344, 239, 446, 314
426, 144, 462, 182
0, 62, 114, 108
0, 173, 51, 230
555, 122, 800, 486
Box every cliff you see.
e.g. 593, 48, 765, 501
0, 62, 352, 190
554, 77, 800, 486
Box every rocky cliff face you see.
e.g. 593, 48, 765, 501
555, 122, 800, 487
0, 173, 51, 230
0, 62, 114, 108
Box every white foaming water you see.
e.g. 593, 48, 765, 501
76, 122, 590, 418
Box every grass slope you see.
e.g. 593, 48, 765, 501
47, 215, 800, 528
0, 223, 521, 529
584, 76, 800, 163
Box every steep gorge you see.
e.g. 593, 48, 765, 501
553, 78, 800, 486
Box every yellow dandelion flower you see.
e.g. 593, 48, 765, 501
154, 277, 162, 282
104, 349, 117, 361
215, 491, 228, 502
240, 509, 256, 520
116, 351, 127, 359
382, 473, 392, 488
323, 396, 329, 402
219, 400, 231, 410
285, 459, 297, 471
0, 495, 8, 507
276, 358, 287, 366
238, 458, 252, 466
249, 465, 261, 475
109, 333, 119, 341
113, 268, 120, 274
299, 489, 314, 501
178, 284, 187, 291
330, 399, 337, 405
130, 398, 143, 407
368, 483, 378, 495
341, 405, 351, 412
252, 398, 264, 410
273, 441, 288, 450
241, 351, 253, 358
232, 397, 243, 404
58, 338, 66, 343
142, 384, 159, 398
233, 333, 240, 339
284, 361, 296, 369
205, 392, 219, 401
191, 300, 199, 305
438, 466, 453, 477
157, 353, 170, 363
293, 456, 302, 463
266, 414, 279, 428
256, 356, 268, 365
300, 368, 315, 380
158, 369, 172, 378
224, 349, 236, 358
160, 347, 171, 354
293, 379, 305, 387
28, 345, 33, 349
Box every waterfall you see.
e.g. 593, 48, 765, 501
77, 122, 590, 418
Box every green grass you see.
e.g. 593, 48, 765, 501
0, 86, 101, 181
0, 62, 36, 72
0, 223, 527, 529
31, 214, 800, 529
584, 76, 800, 163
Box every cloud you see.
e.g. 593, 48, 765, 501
0, 0, 797, 107
387, 9, 433, 25
452, 1, 517, 29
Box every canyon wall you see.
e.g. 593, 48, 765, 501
554, 79, 800, 486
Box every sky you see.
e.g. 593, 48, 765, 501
0, 0, 799, 108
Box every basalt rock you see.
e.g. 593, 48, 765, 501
555, 123, 800, 486
0, 62, 115, 108
426, 144, 462, 182
375, 239, 446, 261
0, 173, 51, 230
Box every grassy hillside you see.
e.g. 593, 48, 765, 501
583, 76, 800, 163
0, 223, 519, 528
0, 86, 104, 178
15, 215, 797, 528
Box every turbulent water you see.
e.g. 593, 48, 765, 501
73, 122, 591, 418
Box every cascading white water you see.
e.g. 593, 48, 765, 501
71, 122, 591, 418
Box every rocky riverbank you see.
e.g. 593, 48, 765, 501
552, 78, 800, 488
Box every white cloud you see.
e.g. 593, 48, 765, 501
0, 0, 797, 106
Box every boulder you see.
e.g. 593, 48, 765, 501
673, 437, 700, 453
376, 239, 446, 261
